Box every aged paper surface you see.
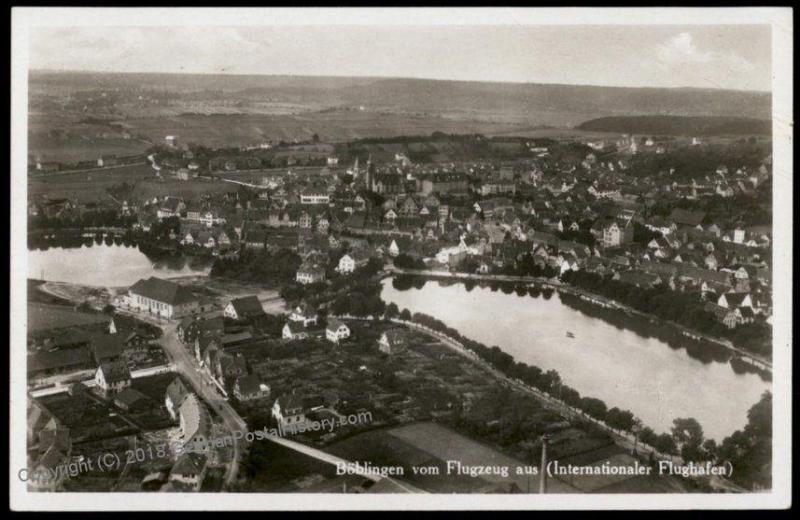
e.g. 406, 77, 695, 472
10, 7, 792, 510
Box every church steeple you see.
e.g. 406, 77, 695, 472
366, 154, 376, 192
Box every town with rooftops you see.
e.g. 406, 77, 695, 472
23, 29, 775, 496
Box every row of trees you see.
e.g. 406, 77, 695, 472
29, 210, 137, 232
401, 311, 652, 439
392, 308, 770, 487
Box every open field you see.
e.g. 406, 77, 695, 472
388, 422, 578, 493
28, 162, 240, 203
30, 71, 773, 121
28, 111, 153, 163
130, 177, 240, 200
28, 163, 155, 203
29, 135, 151, 164
27, 301, 110, 333
122, 110, 538, 148
28, 71, 772, 159
327, 422, 578, 493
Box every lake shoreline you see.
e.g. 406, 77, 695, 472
386, 267, 772, 373
381, 276, 771, 441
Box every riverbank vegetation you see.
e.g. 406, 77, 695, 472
560, 270, 771, 358
383, 291, 771, 490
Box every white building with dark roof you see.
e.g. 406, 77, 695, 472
234, 374, 270, 401
95, 360, 132, 395
272, 395, 306, 431
224, 295, 265, 320
128, 277, 198, 319
325, 319, 350, 344
169, 452, 207, 491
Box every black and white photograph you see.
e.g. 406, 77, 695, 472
9, 7, 792, 510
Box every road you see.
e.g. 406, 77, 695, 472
109, 305, 248, 488
264, 434, 425, 493
157, 322, 246, 488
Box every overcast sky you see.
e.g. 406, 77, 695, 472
29, 25, 772, 91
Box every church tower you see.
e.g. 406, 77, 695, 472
366, 154, 376, 192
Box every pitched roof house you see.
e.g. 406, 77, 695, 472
378, 329, 408, 355
165, 377, 191, 421
325, 319, 351, 344
95, 360, 132, 395
128, 277, 198, 319
223, 295, 264, 320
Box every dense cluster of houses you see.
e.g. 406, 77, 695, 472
121, 142, 772, 334
34, 138, 773, 335
27, 312, 159, 385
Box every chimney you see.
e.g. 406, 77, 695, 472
539, 434, 549, 494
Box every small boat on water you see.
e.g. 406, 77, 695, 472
566, 331, 575, 339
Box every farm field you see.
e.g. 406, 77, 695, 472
130, 177, 241, 200
326, 422, 577, 493
28, 113, 152, 163
387, 422, 579, 493
121, 110, 536, 148
28, 162, 240, 203
28, 163, 156, 203
27, 302, 110, 333
28, 136, 151, 164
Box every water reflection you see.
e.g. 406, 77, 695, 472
382, 277, 770, 440
28, 243, 211, 287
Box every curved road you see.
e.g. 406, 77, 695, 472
157, 322, 246, 488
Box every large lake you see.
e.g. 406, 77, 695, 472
28, 244, 210, 287
381, 278, 770, 441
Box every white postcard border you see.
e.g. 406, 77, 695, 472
9, 6, 793, 510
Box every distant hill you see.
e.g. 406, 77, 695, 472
30, 71, 772, 123
576, 116, 772, 136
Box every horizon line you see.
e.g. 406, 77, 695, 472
28, 68, 772, 95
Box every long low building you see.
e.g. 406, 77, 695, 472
128, 277, 198, 319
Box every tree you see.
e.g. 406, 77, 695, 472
541, 369, 561, 394
279, 283, 306, 304
399, 308, 412, 321
671, 417, 705, 459
579, 397, 608, 421
701, 439, 718, 461
385, 302, 399, 319
654, 433, 678, 455
606, 407, 635, 432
